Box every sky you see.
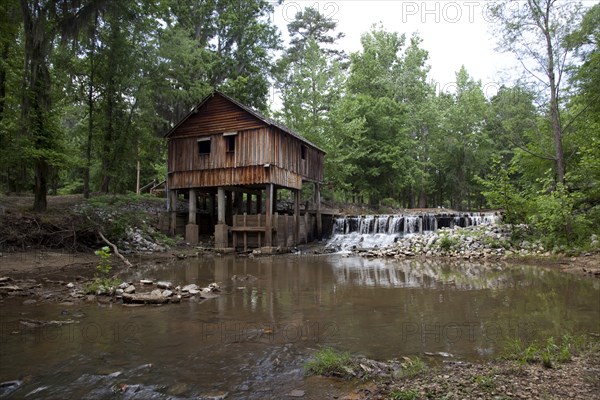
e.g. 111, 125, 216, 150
270, 0, 600, 100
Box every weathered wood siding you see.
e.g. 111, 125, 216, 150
169, 165, 303, 189
169, 94, 264, 137
167, 94, 325, 190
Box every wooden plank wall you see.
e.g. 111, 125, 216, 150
169, 165, 302, 189
167, 94, 325, 189
169, 95, 264, 137
168, 129, 323, 188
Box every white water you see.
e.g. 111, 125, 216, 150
326, 212, 500, 252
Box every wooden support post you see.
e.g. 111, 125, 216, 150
243, 213, 247, 251
283, 212, 289, 247
226, 190, 233, 225
215, 186, 228, 249
188, 188, 196, 224
257, 192, 262, 214
314, 182, 322, 239
265, 183, 273, 247
234, 191, 244, 215
293, 189, 300, 246
169, 189, 177, 235
246, 193, 252, 214
217, 187, 226, 224
212, 193, 217, 218
304, 212, 308, 243
186, 188, 198, 244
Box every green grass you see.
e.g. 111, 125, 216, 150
389, 389, 420, 400
472, 374, 495, 391
86, 277, 122, 295
304, 348, 353, 377
501, 334, 591, 368
400, 356, 426, 377
438, 235, 459, 251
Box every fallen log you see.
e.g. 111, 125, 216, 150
122, 293, 169, 304
98, 231, 133, 268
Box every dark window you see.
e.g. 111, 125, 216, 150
226, 135, 235, 153
301, 145, 306, 160
198, 139, 211, 155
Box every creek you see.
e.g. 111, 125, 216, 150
0, 254, 598, 399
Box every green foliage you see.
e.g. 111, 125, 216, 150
472, 374, 495, 391
438, 235, 459, 252
95, 246, 112, 275
87, 246, 121, 295
304, 348, 353, 377
478, 157, 529, 225
501, 334, 590, 369
389, 389, 420, 400
400, 356, 426, 377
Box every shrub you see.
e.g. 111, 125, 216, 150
304, 348, 353, 377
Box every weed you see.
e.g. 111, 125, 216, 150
87, 246, 121, 294
438, 235, 458, 251
401, 357, 426, 377
304, 348, 354, 377
473, 374, 495, 390
501, 334, 592, 369
389, 389, 420, 400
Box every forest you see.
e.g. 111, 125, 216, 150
0, 0, 599, 248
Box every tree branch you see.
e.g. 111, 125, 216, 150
98, 231, 133, 268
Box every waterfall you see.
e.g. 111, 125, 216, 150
326, 211, 500, 252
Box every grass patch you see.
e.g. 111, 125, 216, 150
501, 334, 591, 368
86, 277, 122, 295
400, 356, 426, 377
438, 235, 459, 251
304, 348, 354, 377
389, 389, 420, 400
472, 374, 495, 391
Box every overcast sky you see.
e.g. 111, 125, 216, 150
270, 0, 600, 99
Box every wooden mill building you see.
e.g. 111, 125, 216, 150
164, 91, 325, 250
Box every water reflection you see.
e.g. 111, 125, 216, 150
0, 255, 598, 399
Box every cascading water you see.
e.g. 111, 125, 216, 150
326, 212, 500, 252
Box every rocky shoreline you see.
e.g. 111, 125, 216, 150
327, 224, 600, 277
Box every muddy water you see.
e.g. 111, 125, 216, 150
1, 255, 598, 399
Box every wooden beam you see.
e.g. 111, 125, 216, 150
314, 182, 322, 239
294, 189, 299, 246
169, 189, 177, 235
246, 193, 252, 214
189, 188, 197, 224
217, 187, 225, 224
265, 183, 273, 247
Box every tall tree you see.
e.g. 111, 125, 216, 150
276, 6, 345, 148
437, 67, 489, 209
18, 0, 104, 210
342, 27, 412, 205
160, 0, 280, 119
491, 0, 584, 185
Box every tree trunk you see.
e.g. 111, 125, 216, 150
0, 43, 8, 121
21, 0, 52, 211
418, 190, 427, 208
84, 20, 96, 199
539, 0, 565, 184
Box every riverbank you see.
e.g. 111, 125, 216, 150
317, 344, 600, 400
333, 223, 600, 279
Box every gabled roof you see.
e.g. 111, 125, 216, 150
164, 91, 326, 154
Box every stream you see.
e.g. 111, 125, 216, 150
1, 255, 598, 399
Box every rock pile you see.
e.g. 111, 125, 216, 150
118, 227, 167, 253
355, 224, 550, 260
116, 280, 221, 305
